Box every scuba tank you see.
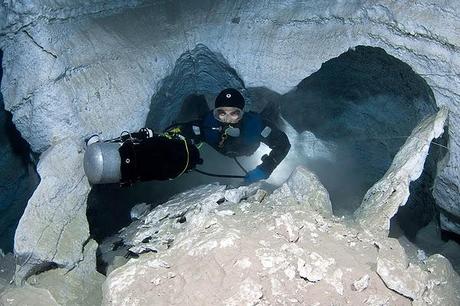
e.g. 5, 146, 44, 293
83, 129, 202, 185
84, 141, 123, 184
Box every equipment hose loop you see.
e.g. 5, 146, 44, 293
175, 137, 190, 178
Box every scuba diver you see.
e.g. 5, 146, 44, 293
83, 88, 290, 185
163, 88, 291, 183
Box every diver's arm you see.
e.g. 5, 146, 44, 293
258, 121, 291, 175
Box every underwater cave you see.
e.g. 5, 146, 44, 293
1, 1, 460, 303
85, 44, 455, 272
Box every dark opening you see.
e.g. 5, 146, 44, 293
281, 46, 438, 217
0, 49, 40, 253
279, 45, 458, 271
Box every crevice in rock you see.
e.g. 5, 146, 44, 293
22, 30, 57, 59
390, 129, 449, 240
0, 48, 40, 254
14, 256, 60, 284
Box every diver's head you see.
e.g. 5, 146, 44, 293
214, 88, 245, 124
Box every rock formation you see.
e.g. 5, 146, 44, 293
14, 138, 91, 280
102, 166, 459, 305
355, 108, 448, 235
1, 239, 104, 305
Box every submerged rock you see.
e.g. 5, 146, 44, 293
1, 0, 459, 303
376, 239, 428, 300
354, 108, 448, 236
24, 239, 105, 306
102, 166, 458, 305
13, 139, 91, 281
106, 184, 226, 256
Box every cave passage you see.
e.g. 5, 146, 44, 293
281, 46, 439, 216
88, 45, 445, 257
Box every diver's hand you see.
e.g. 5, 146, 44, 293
244, 166, 269, 183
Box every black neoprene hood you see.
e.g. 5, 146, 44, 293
214, 88, 245, 110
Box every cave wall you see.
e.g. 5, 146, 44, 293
0, 0, 459, 272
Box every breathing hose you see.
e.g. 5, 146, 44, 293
193, 168, 246, 179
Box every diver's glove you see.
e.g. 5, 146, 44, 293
244, 166, 269, 184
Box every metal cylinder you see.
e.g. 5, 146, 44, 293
83, 142, 122, 184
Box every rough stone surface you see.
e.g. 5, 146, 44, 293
352, 274, 370, 292
102, 166, 456, 305
1, 0, 460, 300
13, 138, 91, 280
439, 212, 460, 234
116, 184, 226, 255
25, 239, 105, 306
285, 166, 333, 217
224, 185, 259, 204
0, 285, 59, 306
354, 108, 448, 235
413, 254, 460, 306
99, 166, 331, 266
376, 239, 428, 300
146, 43, 247, 131
0, 252, 15, 293
0, 0, 144, 34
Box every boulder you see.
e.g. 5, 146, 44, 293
287, 166, 333, 217
14, 138, 91, 281
25, 239, 105, 306
413, 254, 460, 306
99, 184, 226, 261
102, 175, 442, 305
376, 239, 428, 300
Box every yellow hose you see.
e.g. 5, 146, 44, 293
176, 137, 190, 177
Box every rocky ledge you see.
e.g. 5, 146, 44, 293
102, 166, 459, 306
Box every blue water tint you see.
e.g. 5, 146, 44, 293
0, 49, 40, 253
